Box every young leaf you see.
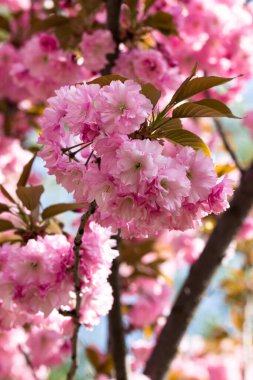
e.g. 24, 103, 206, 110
124, 0, 138, 9
86, 347, 101, 372
0, 185, 16, 204
41, 202, 85, 220
144, 0, 156, 13
172, 99, 240, 119
169, 75, 236, 106
87, 75, 127, 87
79, 0, 103, 15
17, 154, 37, 187
152, 128, 210, 156
164, 64, 198, 113
30, 15, 69, 34
88, 75, 160, 107
143, 11, 178, 36
152, 118, 182, 132
0, 203, 10, 213
16, 185, 44, 211
140, 83, 161, 108
0, 219, 14, 232
215, 164, 236, 177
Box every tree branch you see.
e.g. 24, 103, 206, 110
100, 2, 127, 378
101, 0, 122, 75
144, 163, 253, 380
108, 234, 128, 380
18, 345, 39, 380
66, 201, 96, 380
214, 118, 244, 173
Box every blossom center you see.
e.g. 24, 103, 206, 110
119, 104, 127, 113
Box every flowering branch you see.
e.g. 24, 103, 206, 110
144, 163, 253, 380
101, 0, 122, 75
108, 234, 128, 380
66, 201, 96, 380
214, 118, 244, 173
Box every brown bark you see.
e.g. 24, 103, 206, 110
144, 163, 253, 380
101, 0, 122, 75
108, 252, 128, 380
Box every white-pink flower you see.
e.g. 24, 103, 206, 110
96, 80, 152, 135
80, 30, 115, 72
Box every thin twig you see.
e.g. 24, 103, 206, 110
144, 163, 253, 380
108, 233, 128, 380
204, 90, 244, 173
18, 345, 39, 380
66, 201, 96, 380
214, 118, 244, 173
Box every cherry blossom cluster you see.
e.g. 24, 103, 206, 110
122, 277, 171, 328
0, 27, 116, 104
0, 222, 117, 329
0, 312, 72, 380
115, 0, 253, 99
39, 79, 233, 238
113, 48, 180, 95
11, 33, 82, 102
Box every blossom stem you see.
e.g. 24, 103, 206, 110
214, 118, 244, 173
144, 163, 253, 380
108, 233, 128, 380
66, 201, 96, 380
61, 142, 91, 154
205, 89, 244, 172
18, 345, 39, 380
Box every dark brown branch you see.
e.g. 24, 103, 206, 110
144, 163, 253, 380
101, 0, 122, 75
108, 234, 128, 380
214, 118, 244, 173
66, 201, 96, 380
100, 2, 127, 378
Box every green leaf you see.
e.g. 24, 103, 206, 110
143, 11, 178, 36
153, 128, 210, 156
140, 83, 161, 108
16, 185, 44, 211
0, 185, 16, 204
17, 154, 37, 187
0, 219, 14, 232
169, 75, 236, 106
88, 75, 160, 107
172, 99, 240, 119
41, 202, 85, 220
0, 203, 10, 213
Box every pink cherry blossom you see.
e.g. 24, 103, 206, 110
80, 30, 115, 72
96, 80, 152, 135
